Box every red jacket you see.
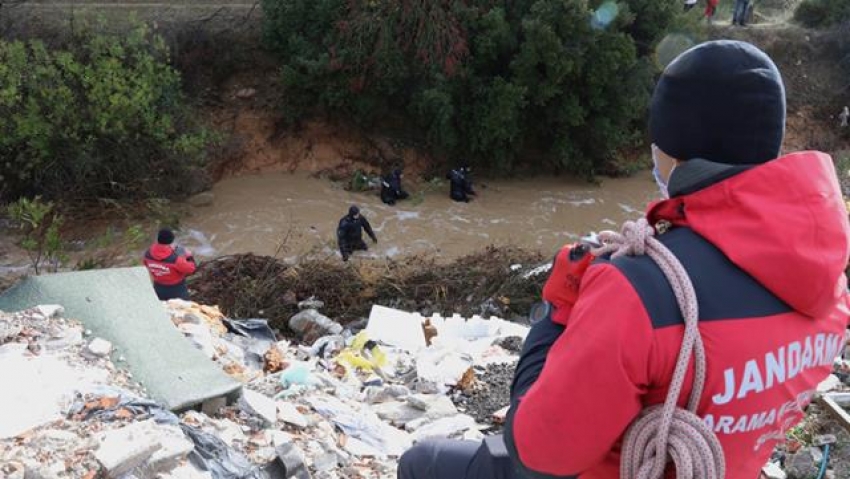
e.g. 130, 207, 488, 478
143, 243, 196, 286
505, 151, 850, 479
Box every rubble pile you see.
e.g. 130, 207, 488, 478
760, 350, 850, 479
0, 306, 154, 478
1, 298, 529, 479
6, 296, 850, 479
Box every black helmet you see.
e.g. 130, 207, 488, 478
349, 205, 360, 217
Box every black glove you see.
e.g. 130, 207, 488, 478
371, 236, 378, 244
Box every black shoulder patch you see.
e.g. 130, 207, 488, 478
598, 227, 791, 329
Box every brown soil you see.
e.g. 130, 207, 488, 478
198, 55, 438, 182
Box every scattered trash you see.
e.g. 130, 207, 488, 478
181, 425, 264, 479
280, 363, 321, 389
365, 305, 427, 352
298, 297, 325, 311
289, 309, 343, 344
1, 302, 534, 478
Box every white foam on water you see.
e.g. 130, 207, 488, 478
395, 211, 420, 221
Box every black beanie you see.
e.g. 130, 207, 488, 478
157, 228, 175, 245
650, 40, 786, 165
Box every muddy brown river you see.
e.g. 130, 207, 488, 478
179, 171, 658, 262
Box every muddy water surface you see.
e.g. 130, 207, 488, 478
181, 172, 658, 261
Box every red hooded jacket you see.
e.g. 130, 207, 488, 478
143, 243, 196, 286
505, 151, 850, 479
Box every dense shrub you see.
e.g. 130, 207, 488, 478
794, 0, 850, 28
0, 24, 213, 202
262, 0, 679, 176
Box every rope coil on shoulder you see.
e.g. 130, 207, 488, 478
590, 218, 726, 479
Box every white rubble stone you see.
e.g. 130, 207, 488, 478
43, 327, 83, 351
35, 305, 64, 319
408, 394, 459, 420
86, 338, 113, 357
817, 374, 841, 393
404, 417, 431, 432
148, 424, 195, 473
40, 429, 79, 444
372, 401, 426, 426
239, 389, 278, 425
277, 401, 309, 428
271, 430, 295, 447
411, 414, 477, 442
762, 461, 786, 479
94, 421, 162, 478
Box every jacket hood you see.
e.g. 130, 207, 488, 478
649, 151, 850, 318
149, 243, 176, 260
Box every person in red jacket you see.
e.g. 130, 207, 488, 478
143, 228, 197, 301
397, 40, 850, 479
705, 0, 719, 23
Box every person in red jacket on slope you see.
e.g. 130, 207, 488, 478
142, 228, 197, 301
397, 40, 850, 479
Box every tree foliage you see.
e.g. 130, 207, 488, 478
794, 0, 850, 28
0, 24, 213, 202
263, 0, 678, 175
6, 196, 66, 274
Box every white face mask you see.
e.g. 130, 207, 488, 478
651, 144, 673, 199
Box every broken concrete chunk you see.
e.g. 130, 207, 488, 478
404, 417, 431, 432
148, 424, 195, 473
408, 394, 459, 420
411, 414, 477, 442
40, 429, 80, 444
312, 452, 338, 472
86, 338, 113, 357
363, 384, 411, 404
36, 305, 64, 319
43, 327, 83, 351
239, 389, 278, 425
277, 401, 309, 428
94, 421, 162, 478
372, 401, 427, 426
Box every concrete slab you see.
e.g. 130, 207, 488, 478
0, 267, 240, 411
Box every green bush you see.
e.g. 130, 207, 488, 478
794, 0, 850, 27
0, 24, 213, 202
6, 196, 67, 274
262, 0, 679, 176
